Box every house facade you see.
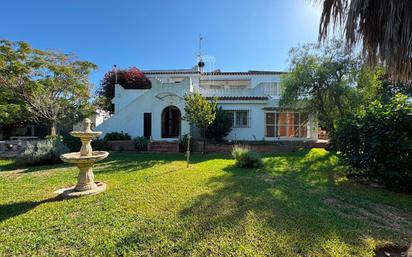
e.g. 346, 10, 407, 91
96, 67, 318, 142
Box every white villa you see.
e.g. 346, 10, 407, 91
96, 64, 318, 142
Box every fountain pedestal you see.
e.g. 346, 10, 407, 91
58, 119, 109, 198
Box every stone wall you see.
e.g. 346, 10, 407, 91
192, 140, 327, 153
106, 140, 136, 151
104, 139, 328, 153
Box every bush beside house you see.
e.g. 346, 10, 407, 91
133, 136, 148, 151
333, 93, 412, 192
206, 107, 233, 142
103, 132, 131, 141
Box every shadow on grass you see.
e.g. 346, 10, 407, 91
0, 161, 71, 173
116, 149, 411, 255
93, 152, 179, 174
94, 152, 231, 174
0, 195, 66, 223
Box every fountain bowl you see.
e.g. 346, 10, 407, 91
70, 131, 102, 139
60, 151, 109, 164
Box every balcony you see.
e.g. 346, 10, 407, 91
193, 82, 281, 98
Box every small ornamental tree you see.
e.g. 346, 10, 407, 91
96, 67, 151, 113
183, 93, 217, 153
206, 107, 233, 142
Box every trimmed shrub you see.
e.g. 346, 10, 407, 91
91, 139, 111, 151
232, 145, 263, 168
103, 131, 131, 141
20, 139, 69, 165
62, 134, 82, 152
133, 136, 148, 151
333, 93, 412, 192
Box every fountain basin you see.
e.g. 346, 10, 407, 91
57, 118, 109, 198
56, 182, 107, 198
60, 151, 109, 164
70, 131, 102, 139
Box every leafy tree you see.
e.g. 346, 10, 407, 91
206, 107, 232, 142
357, 66, 412, 105
96, 67, 151, 113
0, 86, 27, 125
333, 93, 412, 192
183, 93, 217, 153
280, 39, 361, 132
0, 40, 96, 135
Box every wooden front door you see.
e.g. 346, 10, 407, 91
161, 106, 181, 138
143, 113, 151, 139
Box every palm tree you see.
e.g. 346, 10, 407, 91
318, 0, 412, 82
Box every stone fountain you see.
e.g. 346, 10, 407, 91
58, 118, 109, 198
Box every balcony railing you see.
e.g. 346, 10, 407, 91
193, 82, 280, 97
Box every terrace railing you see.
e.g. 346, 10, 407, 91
193, 82, 281, 98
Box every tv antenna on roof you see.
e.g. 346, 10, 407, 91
199, 34, 203, 55
197, 34, 205, 73
113, 64, 118, 84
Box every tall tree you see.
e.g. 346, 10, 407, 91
318, 0, 412, 82
183, 93, 217, 153
0, 40, 96, 135
280, 40, 361, 132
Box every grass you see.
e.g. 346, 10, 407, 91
0, 149, 411, 256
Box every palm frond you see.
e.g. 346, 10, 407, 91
318, 0, 412, 82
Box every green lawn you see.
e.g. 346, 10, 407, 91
0, 149, 411, 256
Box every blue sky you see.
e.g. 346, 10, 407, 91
1, 0, 322, 88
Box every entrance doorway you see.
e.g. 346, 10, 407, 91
143, 113, 151, 139
161, 106, 181, 138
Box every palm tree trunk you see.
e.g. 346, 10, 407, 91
50, 122, 57, 136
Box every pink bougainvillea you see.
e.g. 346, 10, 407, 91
97, 67, 152, 112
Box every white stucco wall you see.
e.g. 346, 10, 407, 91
217, 100, 318, 141
96, 72, 318, 142
96, 79, 191, 140
218, 102, 266, 141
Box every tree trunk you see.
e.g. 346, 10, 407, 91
186, 134, 191, 168
202, 127, 207, 155
50, 122, 57, 136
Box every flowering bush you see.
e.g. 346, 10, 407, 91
97, 67, 151, 112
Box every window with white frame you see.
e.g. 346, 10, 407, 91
265, 111, 308, 138
226, 110, 250, 128
263, 82, 281, 96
